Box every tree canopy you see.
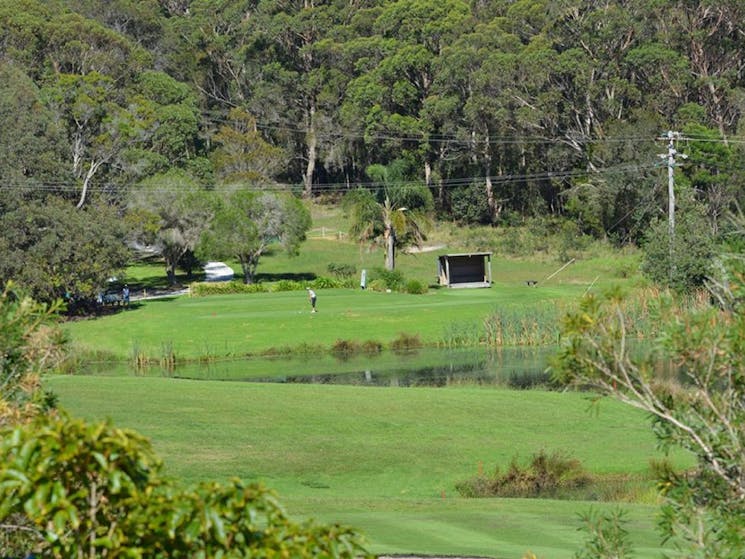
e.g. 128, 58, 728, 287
0, 198, 129, 304
554, 234, 745, 557
345, 160, 433, 270
1, 0, 743, 220
2, 0, 745, 295
197, 189, 311, 284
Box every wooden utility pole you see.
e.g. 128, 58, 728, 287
659, 131, 687, 282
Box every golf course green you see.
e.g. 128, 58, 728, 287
49, 225, 690, 558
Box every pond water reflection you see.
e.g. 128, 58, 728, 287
80, 346, 557, 388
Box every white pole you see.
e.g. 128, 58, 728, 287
542, 258, 575, 283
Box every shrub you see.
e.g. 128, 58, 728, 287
614, 260, 639, 279
327, 263, 357, 279
558, 220, 591, 262
340, 277, 358, 288
331, 339, 383, 359
261, 343, 324, 357
450, 182, 492, 225
361, 340, 383, 354
0, 285, 65, 427
367, 279, 388, 292
244, 282, 269, 293
575, 508, 634, 559
389, 332, 422, 353
456, 450, 591, 499
0, 415, 370, 558
310, 276, 344, 289
641, 208, 715, 292
373, 268, 405, 291
271, 279, 303, 292
497, 450, 590, 498
405, 279, 428, 294
331, 339, 361, 359
191, 278, 352, 296
189, 281, 268, 296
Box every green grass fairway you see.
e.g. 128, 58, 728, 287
58, 234, 660, 557
48, 376, 688, 558
66, 285, 591, 360
296, 498, 666, 559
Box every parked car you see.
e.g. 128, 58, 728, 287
203, 262, 234, 282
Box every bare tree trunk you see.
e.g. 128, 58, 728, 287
72, 131, 84, 178
240, 255, 259, 284
437, 144, 447, 208
485, 173, 495, 223
384, 226, 395, 271
303, 103, 317, 198
483, 132, 496, 222
76, 160, 103, 209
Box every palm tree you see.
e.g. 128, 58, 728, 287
345, 162, 432, 271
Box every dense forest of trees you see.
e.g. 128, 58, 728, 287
1, 0, 745, 300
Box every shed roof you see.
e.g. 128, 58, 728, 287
438, 252, 492, 258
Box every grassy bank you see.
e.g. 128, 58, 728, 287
48, 376, 690, 557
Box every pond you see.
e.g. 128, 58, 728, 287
78, 346, 557, 388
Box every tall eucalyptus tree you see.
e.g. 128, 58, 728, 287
232, 0, 361, 196
342, 0, 472, 193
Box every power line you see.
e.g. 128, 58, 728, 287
605, 176, 664, 237
0, 161, 663, 195
197, 109, 745, 147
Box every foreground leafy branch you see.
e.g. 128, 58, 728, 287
0, 415, 370, 558
0, 284, 65, 428
553, 285, 745, 557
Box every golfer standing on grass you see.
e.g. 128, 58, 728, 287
306, 287, 317, 313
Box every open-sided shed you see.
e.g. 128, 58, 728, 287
437, 252, 492, 288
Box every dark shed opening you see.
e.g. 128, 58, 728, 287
437, 252, 492, 288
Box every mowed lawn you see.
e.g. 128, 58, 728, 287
49, 375, 690, 558
57, 252, 667, 557
71, 230, 642, 362
66, 284, 590, 360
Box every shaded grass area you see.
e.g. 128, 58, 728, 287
47, 376, 689, 558
294, 497, 667, 559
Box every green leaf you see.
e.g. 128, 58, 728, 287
52, 509, 68, 534
110, 470, 122, 493
208, 507, 226, 542
92, 450, 108, 470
